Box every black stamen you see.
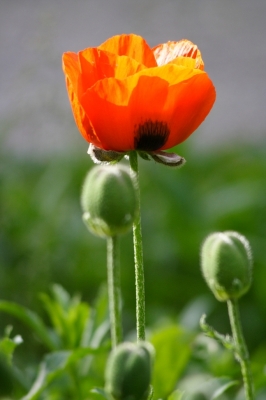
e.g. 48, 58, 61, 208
134, 119, 170, 151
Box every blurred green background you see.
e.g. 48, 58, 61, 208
1, 0, 266, 393
1, 140, 266, 356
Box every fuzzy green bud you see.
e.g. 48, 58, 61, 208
81, 165, 137, 237
105, 341, 154, 400
201, 231, 252, 301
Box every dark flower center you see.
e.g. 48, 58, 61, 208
134, 119, 170, 151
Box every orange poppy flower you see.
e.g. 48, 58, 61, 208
62, 34, 216, 153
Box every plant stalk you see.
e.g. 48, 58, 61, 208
129, 151, 146, 341
107, 235, 122, 348
227, 298, 254, 399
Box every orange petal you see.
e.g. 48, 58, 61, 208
153, 40, 204, 70
98, 33, 157, 68
80, 79, 137, 151
78, 48, 146, 90
78, 48, 115, 90
62, 52, 80, 94
160, 73, 216, 149
80, 73, 172, 151
137, 63, 204, 85
62, 52, 101, 146
128, 65, 215, 149
79, 64, 212, 151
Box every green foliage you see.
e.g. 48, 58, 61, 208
1, 142, 266, 341
40, 284, 91, 349
0, 285, 263, 399
0, 285, 110, 398
168, 390, 184, 400
1, 140, 266, 398
0, 301, 57, 351
0, 328, 23, 397
0, 326, 23, 363
150, 325, 192, 399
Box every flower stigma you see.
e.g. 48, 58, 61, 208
134, 119, 170, 151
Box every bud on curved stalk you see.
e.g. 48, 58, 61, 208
105, 341, 154, 400
201, 231, 252, 301
81, 165, 137, 237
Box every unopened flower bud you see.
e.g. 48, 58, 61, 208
105, 341, 154, 400
201, 231, 252, 301
81, 165, 137, 237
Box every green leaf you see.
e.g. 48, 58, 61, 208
211, 380, 239, 399
0, 334, 23, 363
91, 387, 112, 400
51, 284, 71, 309
86, 285, 109, 349
0, 301, 57, 350
40, 284, 91, 348
200, 314, 234, 351
150, 325, 192, 399
79, 285, 109, 349
92, 285, 109, 329
22, 346, 107, 400
168, 389, 185, 400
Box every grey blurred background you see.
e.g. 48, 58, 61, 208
1, 0, 266, 157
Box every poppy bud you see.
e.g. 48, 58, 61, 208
105, 341, 154, 400
81, 165, 137, 237
201, 231, 253, 301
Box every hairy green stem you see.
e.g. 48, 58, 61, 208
129, 151, 146, 341
107, 236, 122, 348
227, 299, 254, 399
